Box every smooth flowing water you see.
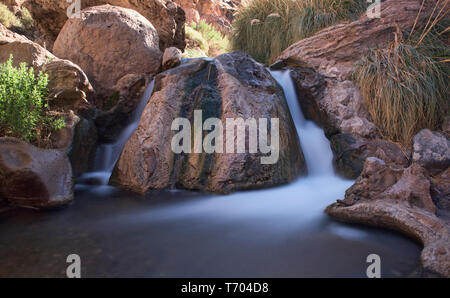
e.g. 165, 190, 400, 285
79, 80, 156, 185
0, 71, 422, 277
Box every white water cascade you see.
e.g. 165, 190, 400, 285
269, 70, 335, 176
79, 80, 155, 185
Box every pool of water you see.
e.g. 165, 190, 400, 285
0, 178, 422, 278
0, 67, 424, 278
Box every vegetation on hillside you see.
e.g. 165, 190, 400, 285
353, 2, 449, 145
0, 4, 34, 30
0, 56, 65, 145
184, 20, 230, 58
231, 0, 367, 64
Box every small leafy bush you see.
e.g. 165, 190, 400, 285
0, 56, 65, 143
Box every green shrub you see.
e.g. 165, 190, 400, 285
192, 20, 224, 41
0, 56, 65, 143
185, 21, 230, 58
231, 0, 366, 64
353, 14, 449, 146
186, 25, 210, 53
0, 3, 22, 28
19, 7, 34, 30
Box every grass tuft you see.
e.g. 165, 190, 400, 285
0, 4, 34, 30
231, 0, 367, 64
353, 1, 449, 146
0, 3, 22, 28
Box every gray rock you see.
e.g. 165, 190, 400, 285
413, 129, 450, 174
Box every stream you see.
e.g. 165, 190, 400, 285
0, 70, 422, 277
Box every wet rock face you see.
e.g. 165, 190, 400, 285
413, 129, 450, 175
330, 134, 410, 179
68, 116, 99, 177
24, 0, 186, 52
53, 5, 162, 100
0, 138, 73, 209
110, 52, 306, 194
285, 66, 376, 138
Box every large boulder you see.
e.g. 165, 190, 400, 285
0, 138, 73, 208
326, 157, 449, 277
53, 5, 162, 100
110, 52, 306, 194
413, 129, 450, 175
23, 0, 186, 52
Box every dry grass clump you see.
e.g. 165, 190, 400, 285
231, 0, 366, 64
353, 0, 449, 145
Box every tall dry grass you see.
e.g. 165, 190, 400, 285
353, 0, 449, 146
231, 0, 366, 64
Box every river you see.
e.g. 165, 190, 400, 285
0, 69, 422, 277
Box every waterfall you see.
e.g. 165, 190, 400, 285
79, 80, 155, 185
269, 70, 335, 176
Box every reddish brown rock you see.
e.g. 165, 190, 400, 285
0, 24, 97, 176
330, 133, 410, 179
162, 46, 182, 71
23, 0, 186, 52
280, 65, 377, 138
110, 52, 306, 194
53, 5, 162, 99
278, 0, 440, 79
0, 138, 74, 209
